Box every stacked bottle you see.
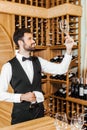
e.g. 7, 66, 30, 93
54, 84, 71, 98
50, 55, 77, 63
71, 77, 87, 100
50, 72, 75, 81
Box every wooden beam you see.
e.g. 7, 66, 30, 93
0, 1, 47, 18
48, 3, 82, 18
0, 1, 82, 18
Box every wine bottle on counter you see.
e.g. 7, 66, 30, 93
78, 77, 84, 99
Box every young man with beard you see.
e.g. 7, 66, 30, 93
0, 28, 74, 124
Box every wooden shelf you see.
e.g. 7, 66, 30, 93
50, 95, 66, 100
49, 79, 67, 84
50, 45, 78, 50
67, 97, 87, 106
35, 45, 47, 50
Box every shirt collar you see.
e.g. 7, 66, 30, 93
15, 50, 31, 62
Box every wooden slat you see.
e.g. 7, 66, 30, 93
0, 2, 82, 18
0, 24, 14, 127
0, 24, 14, 68
0, 1, 47, 18
0, 109, 11, 121
0, 117, 10, 128
48, 3, 82, 18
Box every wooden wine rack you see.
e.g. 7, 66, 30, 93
5, 0, 81, 7
14, 6, 86, 125
44, 95, 87, 128
15, 15, 80, 47
0, 0, 84, 128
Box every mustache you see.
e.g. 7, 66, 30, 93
31, 42, 36, 46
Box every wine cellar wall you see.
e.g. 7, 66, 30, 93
0, 0, 85, 127
14, 0, 85, 122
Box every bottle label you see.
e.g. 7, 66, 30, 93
79, 88, 84, 96
84, 89, 87, 94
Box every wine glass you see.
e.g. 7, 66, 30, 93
54, 113, 60, 130
59, 19, 69, 36
54, 112, 68, 130
71, 117, 78, 130
77, 113, 84, 130
70, 113, 84, 130
59, 19, 77, 45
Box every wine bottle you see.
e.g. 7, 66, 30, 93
50, 74, 56, 79
59, 74, 66, 80
41, 73, 47, 79
71, 78, 75, 97
74, 78, 79, 98
54, 88, 63, 97
50, 56, 59, 62
84, 78, 87, 100
79, 77, 84, 99
54, 84, 67, 98
62, 89, 66, 98
68, 72, 75, 79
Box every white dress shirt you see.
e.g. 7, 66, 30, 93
0, 52, 72, 103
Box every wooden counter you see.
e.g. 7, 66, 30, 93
0, 116, 72, 130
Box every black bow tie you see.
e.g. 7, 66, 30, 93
22, 56, 32, 61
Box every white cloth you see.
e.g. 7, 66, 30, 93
0, 52, 72, 103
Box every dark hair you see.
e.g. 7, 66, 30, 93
13, 28, 31, 46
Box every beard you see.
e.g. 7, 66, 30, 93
23, 43, 36, 51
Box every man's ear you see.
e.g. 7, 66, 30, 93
18, 40, 23, 46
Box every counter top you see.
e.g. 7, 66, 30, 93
0, 116, 72, 130
0, 116, 55, 130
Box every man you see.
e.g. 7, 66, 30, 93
0, 28, 74, 125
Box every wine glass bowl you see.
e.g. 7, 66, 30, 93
59, 19, 77, 45
59, 19, 69, 35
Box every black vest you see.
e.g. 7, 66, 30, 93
9, 56, 42, 113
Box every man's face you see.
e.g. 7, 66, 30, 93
22, 33, 36, 51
